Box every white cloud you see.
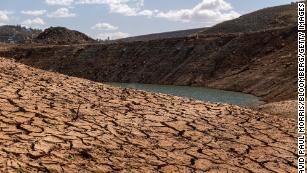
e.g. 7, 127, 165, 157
92, 22, 118, 31
134, 0, 144, 9
76, 0, 144, 16
0, 10, 13, 24
0, 11, 9, 21
156, 0, 240, 24
21, 10, 47, 16
47, 8, 76, 18
75, 0, 239, 25
21, 17, 45, 27
138, 10, 154, 17
76, 0, 105, 4
108, 2, 137, 16
45, 0, 74, 6
96, 32, 130, 40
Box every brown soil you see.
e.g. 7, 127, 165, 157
202, 4, 297, 34
256, 100, 297, 119
0, 4, 298, 103
34, 27, 95, 45
0, 26, 297, 103
0, 57, 297, 172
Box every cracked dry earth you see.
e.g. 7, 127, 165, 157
0, 57, 297, 173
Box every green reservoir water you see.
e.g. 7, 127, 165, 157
106, 83, 263, 107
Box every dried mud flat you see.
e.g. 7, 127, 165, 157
256, 100, 297, 119
0, 57, 297, 173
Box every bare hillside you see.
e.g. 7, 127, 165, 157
201, 3, 297, 34
34, 27, 95, 45
0, 25, 42, 43
0, 57, 297, 172
1, 26, 296, 102
0, 3, 298, 103
119, 28, 206, 42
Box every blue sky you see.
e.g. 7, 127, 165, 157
0, 0, 295, 39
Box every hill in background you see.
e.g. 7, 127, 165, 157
120, 3, 297, 42
0, 3, 300, 172
201, 3, 297, 35
34, 27, 95, 44
119, 28, 207, 42
0, 25, 42, 43
0, 3, 298, 103
0, 3, 297, 44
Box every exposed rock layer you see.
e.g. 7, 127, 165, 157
0, 26, 297, 102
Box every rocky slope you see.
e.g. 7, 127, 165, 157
121, 3, 297, 42
0, 57, 297, 172
34, 27, 95, 45
0, 25, 296, 102
0, 4, 298, 103
201, 3, 297, 34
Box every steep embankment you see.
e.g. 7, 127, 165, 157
0, 25, 296, 102
0, 57, 297, 172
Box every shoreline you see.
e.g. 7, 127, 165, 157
0, 57, 297, 172
254, 100, 297, 119
0, 26, 297, 104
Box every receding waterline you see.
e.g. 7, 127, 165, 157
105, 82, 263, 107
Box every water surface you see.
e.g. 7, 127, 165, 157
106, 82, 263, 107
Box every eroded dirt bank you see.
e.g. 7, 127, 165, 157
0, 58, 297, 172
0, 26, 296, 103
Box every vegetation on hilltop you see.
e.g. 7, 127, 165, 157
0, 25, 42, 43
34, 27, 95, 45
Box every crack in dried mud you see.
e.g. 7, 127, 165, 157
0, 58, 297, 173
